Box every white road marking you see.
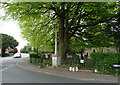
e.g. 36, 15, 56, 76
0, 64, 15, 72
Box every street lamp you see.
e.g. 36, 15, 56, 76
55, 30, 58, 56
52, 29, 61, 67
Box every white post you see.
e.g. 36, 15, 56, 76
52, 30, 61, 67
55, 31, 57, 56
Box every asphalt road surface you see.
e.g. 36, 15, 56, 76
1, 54, 92, 83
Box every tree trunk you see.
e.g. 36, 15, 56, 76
80, 48, 84, 59
58, 16, 69, 62
2, 49, 6, 57
57, 3, 70, 65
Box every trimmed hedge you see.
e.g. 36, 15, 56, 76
30, 58, 52, 67
90, 52, 120, 75
61, 58, 79, 65
29, 52, 37, 63
29, 52, 52, 67
1, 53, 11, 57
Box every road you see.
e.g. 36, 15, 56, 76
1, 54, 92, 83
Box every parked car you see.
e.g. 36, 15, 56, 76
14, 53, 21, 58
111, 64, 120, 69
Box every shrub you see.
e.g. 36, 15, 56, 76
1, 53, 11, 57
9, 50, 13, 53
90, 52, 120, 75
61, 55, 79, 65
29, 52, 37, 63
21, 50, 28, 53
9, 53, 14, 56
30, 57, 52, 68
43, 58, 52, 66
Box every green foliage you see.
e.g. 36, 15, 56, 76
20, 50, 28, 53
0, 33, 18, 49
20, 44, 32, 53
30, 57, 52, 68
9, 50, 13, 53
63, 58, 79, 65
1, 53, 10, 57
29, 52, 37, 63
90, 52, 120, 75
38, 52, 43, 56
0, 33, 18, 57
2, 2, 119, 59
41, 58, 52, 66
105, 6, 120, 51
29, 52, 37, 57
67, 37, 87, 53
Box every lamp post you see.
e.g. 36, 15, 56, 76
52, 30, 61, 67
55, 30, 57, 56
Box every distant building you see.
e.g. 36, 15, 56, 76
84, 47, 118, 56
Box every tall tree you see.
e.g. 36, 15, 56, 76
1, 2, 119, 61
0, 33, 18, 56
20, 43, 32, 53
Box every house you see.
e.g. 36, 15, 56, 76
84, 47, 118, 57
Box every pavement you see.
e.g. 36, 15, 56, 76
16, 57, 119, 83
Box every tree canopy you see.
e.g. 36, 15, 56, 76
105, 6, 120, 52
20, 43, 32, 53
0, 33, 18, 54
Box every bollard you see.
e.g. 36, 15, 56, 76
75, 67, 79, 72
94, 69, 98, 73
69, 67, 72, 71
72, 67, 75, 72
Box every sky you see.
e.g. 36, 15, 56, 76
0, 9, 28, 51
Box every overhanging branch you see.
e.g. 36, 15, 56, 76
44, 14, 57, 27
74, 14, 119, 28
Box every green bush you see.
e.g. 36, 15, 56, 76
9, 53, 14, 56
61, 58, 79, 65
42, 58, 52, 66
30, 57, 52, 67
90, 52, 120, 76
9, 50, 13, 53
29, 52, 37, 63
1, 53, 11, 57
29, 52, 52, 67
84, 60, 94, 70
21, 50, 28, 53
38, 52, 42, 56
61, 55, 79, 65
31, 58, 36, 64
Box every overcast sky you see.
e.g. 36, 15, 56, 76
0, 9, 28, 51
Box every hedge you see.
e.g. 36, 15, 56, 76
30, 58, 52, 67
1, 53, 11, 57
29, 52, 37, 63
90, 52, 120, 76
29, 52, 52, 67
